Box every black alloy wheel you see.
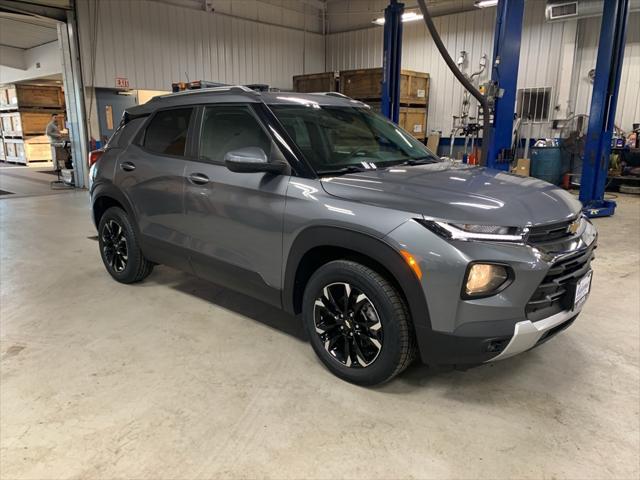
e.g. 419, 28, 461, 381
313, 282, 383, 368
101, 219, 128, 273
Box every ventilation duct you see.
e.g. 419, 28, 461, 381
545, 0, 640, 22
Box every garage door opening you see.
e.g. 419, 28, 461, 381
0, 0, 88, 192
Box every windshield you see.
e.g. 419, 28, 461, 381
269, 105, 440, 175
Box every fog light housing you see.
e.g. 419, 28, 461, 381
463, 263, 511, 298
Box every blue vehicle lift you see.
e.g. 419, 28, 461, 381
381, 0, 404, 123
579, 0, 629, 218
485, 0, 524, 170
388, 0, 629, 218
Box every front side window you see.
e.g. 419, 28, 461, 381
270, 105, 439, 174
199, 105, 271, 163
143, 108, 193, 156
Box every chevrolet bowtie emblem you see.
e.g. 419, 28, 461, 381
567, 219, 580, 235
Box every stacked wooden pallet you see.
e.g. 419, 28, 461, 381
0, 84, 66, 165
293, 68, 430, 141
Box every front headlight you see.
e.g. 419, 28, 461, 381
417, 219, 526, 242
464, 263, 511, 297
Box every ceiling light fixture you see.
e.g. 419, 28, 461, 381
475, 0, 499, 8
372, 11, 424, 25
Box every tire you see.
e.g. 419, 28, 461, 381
302, 260, 416, 386
98, 206, 153, 284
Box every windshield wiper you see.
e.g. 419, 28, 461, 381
316, 165, 370, 176
398, 156, 439, 166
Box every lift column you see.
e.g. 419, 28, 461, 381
579, 0, 629, 218
485, 0, 524, 170
381, 0, 404, 123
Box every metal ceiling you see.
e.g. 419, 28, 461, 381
0, 13, 58, 49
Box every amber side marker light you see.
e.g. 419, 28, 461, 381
400, 250, 422, 280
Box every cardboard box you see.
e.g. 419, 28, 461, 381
512, 158, 530, 176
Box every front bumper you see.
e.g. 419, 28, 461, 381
486, 306, 581, 361
384, 216, 597, 366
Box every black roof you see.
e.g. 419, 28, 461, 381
126, 86, 368, 117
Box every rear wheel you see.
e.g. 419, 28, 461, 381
98, 206, 153, 284
302, 260, 415, 385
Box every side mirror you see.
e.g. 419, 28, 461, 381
224, 147, 288, 175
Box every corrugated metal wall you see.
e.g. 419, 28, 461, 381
76, 0, 325, 92
573, 12, 640, 133
325, 5, 640, 137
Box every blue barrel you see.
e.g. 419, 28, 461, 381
530, 146, 562, 185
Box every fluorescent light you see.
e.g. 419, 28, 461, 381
373, 11, 424, 25
475, 0, 499, 7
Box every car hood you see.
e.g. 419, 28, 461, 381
319, 162, 582, 226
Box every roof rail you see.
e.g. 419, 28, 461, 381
156, 85, 258, 100
313, 92, 352, 99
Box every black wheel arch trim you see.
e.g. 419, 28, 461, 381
283, 226, 438, 363
91, 181, 138, 230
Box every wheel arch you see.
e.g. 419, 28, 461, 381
91, 183, 137, 228
283, 226, 432, 333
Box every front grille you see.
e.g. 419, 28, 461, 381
526, 244, 595, 321
527, 218, 576, 245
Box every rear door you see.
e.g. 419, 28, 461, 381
115, 107, 195, 269
182, 104, 290, 306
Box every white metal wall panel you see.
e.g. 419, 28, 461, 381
76, 0, 325, 92
326, 7, 495, 137
574, 12, 640, 132
325, 5, 640, 137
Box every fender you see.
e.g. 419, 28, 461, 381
91, 180, 139, 230
283, 226, 435, 362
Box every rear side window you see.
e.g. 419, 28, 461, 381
143, 108, 193, 156
107, 117, 146, 148
199, 105, 271, 163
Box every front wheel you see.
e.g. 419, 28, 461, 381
98, 206, 153, 284
302, 260, 415, 385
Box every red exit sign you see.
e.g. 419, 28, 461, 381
115, 77, 129, 89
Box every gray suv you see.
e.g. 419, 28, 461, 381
89, 86, 597, 385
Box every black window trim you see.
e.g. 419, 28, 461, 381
135, 105, 198, 160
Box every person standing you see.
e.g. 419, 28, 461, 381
46, 113, 62, 143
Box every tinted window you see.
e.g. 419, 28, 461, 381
107, 116, 146, 148
270, 105, 439, 173
143, 108, 193, 156
200, 105, 271, 163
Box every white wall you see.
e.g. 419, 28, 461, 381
325, 4, 640, 136
0, 41, 62, 84
573, 12, 640, 132
76, 0, 325, 92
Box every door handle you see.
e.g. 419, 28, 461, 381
120, 161, 136, 172
188, 173, 210, 185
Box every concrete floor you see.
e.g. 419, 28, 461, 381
0, 164, 70, 199
1, 191, 639, 479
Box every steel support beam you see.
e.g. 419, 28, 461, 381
58, 10, 89, 189
579, 0, 629, 218
381, 0, 404, 123
485, 0, 524, 170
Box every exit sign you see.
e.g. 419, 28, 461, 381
115, 77, 129, 88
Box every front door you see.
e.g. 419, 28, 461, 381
115, 106, 195, 269
183, 104, 289, 306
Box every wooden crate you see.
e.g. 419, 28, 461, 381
1, 111, 64, 137
0, 138, 5, 161
0, 84, 64, 109
340, 68, 429, 105
398, 107, 427, 140
3, 136, 52, 164
293, 72, 339, 93
367, 102, 427, 140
